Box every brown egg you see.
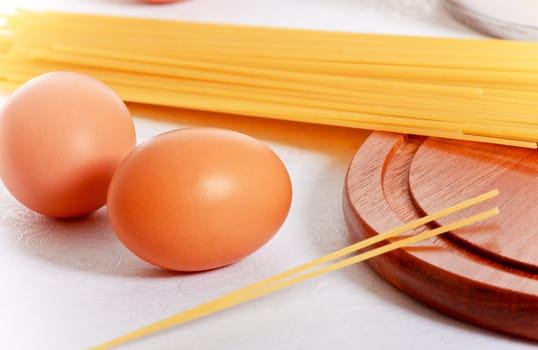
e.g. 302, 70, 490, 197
0, 72, 136, 218
107, 128, 292, 272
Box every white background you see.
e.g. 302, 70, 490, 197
0, 1, 536, 349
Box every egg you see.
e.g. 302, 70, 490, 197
0, 72, 136, 218
107, 127, 292, 271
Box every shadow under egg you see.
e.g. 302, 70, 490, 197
7, 206, 184, 278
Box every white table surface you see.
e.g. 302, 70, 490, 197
1, 1, 536, 349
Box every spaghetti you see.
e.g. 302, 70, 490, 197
1, 10, 538, 148
89, 190, 499, 349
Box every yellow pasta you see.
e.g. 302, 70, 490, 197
2, 10, 538, 148
89, 190, 499, 350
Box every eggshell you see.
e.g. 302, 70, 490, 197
107, 127, 292, 271
0, 72, 136, 218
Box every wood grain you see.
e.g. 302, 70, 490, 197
411, 138, 538, 272
343, 132, 538, 341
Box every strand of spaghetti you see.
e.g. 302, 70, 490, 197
480, 90, 538, 107
88, 204, 499, 350
419, 78, 538, 93
448, 133, 537, 148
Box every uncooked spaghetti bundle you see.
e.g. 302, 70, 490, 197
2, 10, 538, 148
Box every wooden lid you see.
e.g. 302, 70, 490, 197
343, 132, 538, 341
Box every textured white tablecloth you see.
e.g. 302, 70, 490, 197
0, 1, 535, 349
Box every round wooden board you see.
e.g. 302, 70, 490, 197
343, 132, 538, 341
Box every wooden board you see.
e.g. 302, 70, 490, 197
343, 132, 538, 341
